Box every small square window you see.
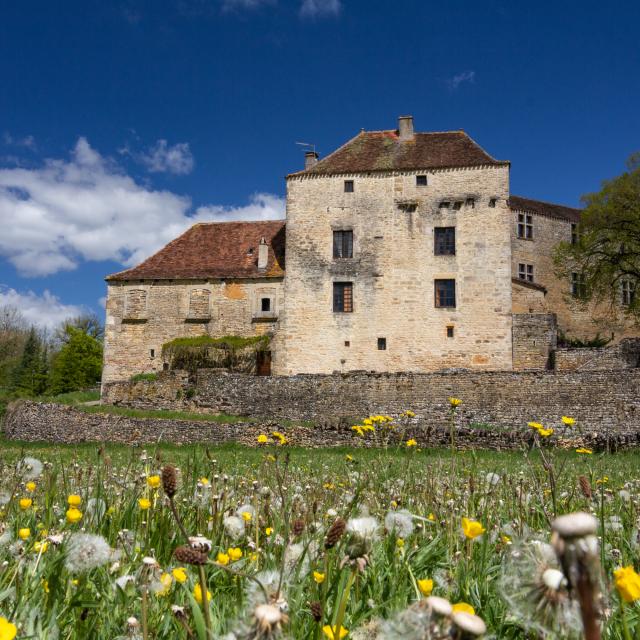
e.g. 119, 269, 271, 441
518, 263, 534, 283
416, 175, 428, 186
465, 198, 475, 208
489, 198, 497, 208
439, 201, 450, 209
150, 349, 155, 358
446, 326, 454, 338
344, 340, 350, 347
377, 337, 386, 350
453, 201, 463, 210
344, 180, 354, 193
261, 297, 271, 312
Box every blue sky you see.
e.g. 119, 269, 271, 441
1, 0, 639, 327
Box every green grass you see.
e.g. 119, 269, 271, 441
130, 372, 159, 382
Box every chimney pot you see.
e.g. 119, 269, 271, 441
304, 150, 319, 170
258, 237, 268, 270
398, 115, 414, 141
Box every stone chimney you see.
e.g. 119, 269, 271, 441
304, 150, 319, 170
398, 115, 414, 141
258, 237, 269, 270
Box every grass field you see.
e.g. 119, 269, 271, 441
1, 424, 640, 639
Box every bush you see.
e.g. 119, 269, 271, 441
130, 373, 159, 382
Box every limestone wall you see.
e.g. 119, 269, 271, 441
278, 165, 513, 375
510, 209, 638, 341
512, 313, 557, 370
102, 278, 283, 383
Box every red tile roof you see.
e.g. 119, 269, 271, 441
508, 195, 581, 223
106, 220, 285, 281
289, 130, 507, 176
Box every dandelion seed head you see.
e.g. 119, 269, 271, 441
64, 533, 114, 573
224, 515, 246, 540
384, 510, 414, 538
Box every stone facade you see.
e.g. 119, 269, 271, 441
512, 313, 557, 370
103, 279, 283, 383
278, 165, 513, 374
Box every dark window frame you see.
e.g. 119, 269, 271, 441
518, 263, 534, 283
261, 297, 271, 312
571, 272, 587, 299
517, 213, 533, 239
434, 279, 456, 308
416, 175, 428, 186
344, 180, 354, 193
333, 282, 354, 313
446, 326, 454, 338
333, 229, 354, 259
571, 223, 578, 245
377, 337, 386, 350
434, 227, 456, 256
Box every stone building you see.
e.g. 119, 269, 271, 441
102, 116, 637, 383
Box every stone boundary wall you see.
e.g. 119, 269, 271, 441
101, 368, 640, 437
555, 339, 640, 372
4, 401, 640, 451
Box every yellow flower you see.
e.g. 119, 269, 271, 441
34, 540, 49, 553
345, 454, 353, 462
596, 476, 609, 485
66, 507, 83, 524
406, 439, 417, 447
25, 481, 36, 492
313, 571, 326, 584
461, 518, 486, 540
156, 572, 173, 596
614, 566, 640, 603
322, 625, 348, 639
576, 448, 593, 455
417, 578, 433, 596
216, 552, 230, 566
501, 534, 511, 544
147, 475, 161, 489
528, 422, 543, 430
241, 511, 252, 522
265, 527, 273, 536
427, 513, 436, 522
19, 497, 32, 510
351, 426, 364, 437
249, 552, 259, 562
537, 427, 554, 438
404, 410, 416, 417
452, 602, 475, 615
199, 477, 210, 486
18, 528, 31, 540
561, 416, 576, 426
42, 579, 49, 593
363, 418, 373, 426
257, 434, 268, 444
228, 547, 243, 562
396, 538, 405, 548
193, 583, 211, 604
67, 494, 82, 507
449, 397, 461, 407
0, 617, 17, 640
138, 498, 151, 510
106, 506, 116, 516
172, 567, 188, 583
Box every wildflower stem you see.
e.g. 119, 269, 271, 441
332, 567, 357, 640
141, 588, 149, 640
620, 601, 633, 640
198, 564, 213, 639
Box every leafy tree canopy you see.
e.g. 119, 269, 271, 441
555, 153, 640, 321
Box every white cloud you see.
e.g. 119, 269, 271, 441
447, 70, 476, 90
0, 138, 284, 277
221, 0, 275, 11
3, 133, 36, 150
0, 285, 83, 329
300, 0, 341, 18
136, 139, 195, 175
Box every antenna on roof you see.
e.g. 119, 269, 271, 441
295, 141, 316, 153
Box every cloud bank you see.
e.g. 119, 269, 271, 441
0, 138, 284, 277
0, 286, 83, 329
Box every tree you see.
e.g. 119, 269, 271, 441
48, 326, 103, 395
555, 153, 640, 321
55, 313, 104, 343
0, 305, 27, 388
11, 327, 48, 396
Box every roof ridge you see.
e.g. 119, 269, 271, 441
510, 194, 581, 211
191, 219, 285, 227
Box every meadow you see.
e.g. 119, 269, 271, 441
1, 408, 640, 639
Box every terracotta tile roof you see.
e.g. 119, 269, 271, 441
508, 195, 581, 223
511, 278, 548, 294
289, 130, 507, 176
106, 220, 286, 281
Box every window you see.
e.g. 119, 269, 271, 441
261, 297, 271, 312
571, 272, 587, 298
453, 201, 463, 210
622, 280, 636, 306
517, 213, 533, 239
518, 263, 534, 282
416, 175, 427, 186
489, 198, 497, 208
344, 180, 354, 193
333, 282, 353, 312
434, 227, 456, 255
344, 341, 350, 347
377, 337, 386, 350
434, 279, 456, 308
150, 349, 155, 358
439, 201, 450, 209
465, 198, 475, 208
571, 223, 578, 245
446, 326, 454, 338
333, 230, 353, 259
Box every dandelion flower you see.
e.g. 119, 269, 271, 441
228, 547, 243, 562
172, 567, 188, 583
223, 515, 245, 540
0, 617, 17, 640
406, 439, 417, 447
67, 494, 82, 507
451, 602, 475, 615
313, 571, 326, 584
66, 507, 83, 524
146, 475, 161, 489
449, 397, 462, 407
216, 552, 230, 565
417, 579, 433, 596
18, 528, 31, 540
346, 517, 379, 542
461, 518, 485, 540
64, 533, 114, 573
322, 625, 348, 639
538, 428, 554, 437
561, 416, 576, 426
384, 509, 414, 538
138, 498, 151, 510
17, 456, 43, 480
193, 583, 212, 604
614, 566, 640, 603
25, 481, 36, 492
19, 498, 32, 510
257, 434, 268, 444
576, 448, 593, 455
